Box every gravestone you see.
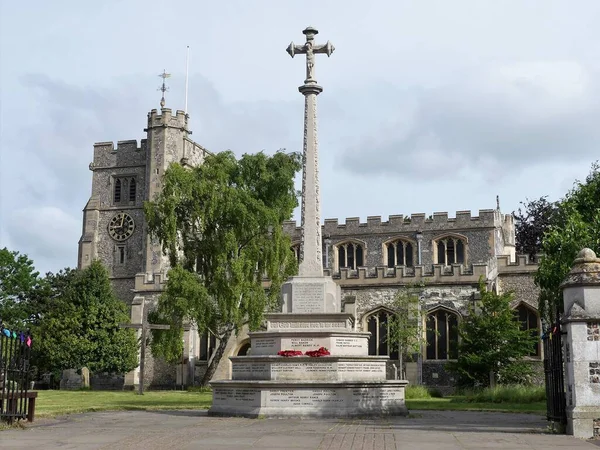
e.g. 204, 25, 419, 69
209, 27, 408, 418
81, 367, 90, 389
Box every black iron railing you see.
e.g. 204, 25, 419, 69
542, 321, 566, 427
0, 324, 33, 423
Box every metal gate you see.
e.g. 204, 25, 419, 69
542, 321, 566, 427
0, 325, 33, 424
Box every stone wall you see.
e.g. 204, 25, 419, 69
498, 272, 540, 309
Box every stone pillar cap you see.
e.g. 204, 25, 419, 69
560, 248, 600, 289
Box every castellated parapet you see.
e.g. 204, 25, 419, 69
91, 139, 147, 169
284, 209, 505, 236
146, 108, 189, 131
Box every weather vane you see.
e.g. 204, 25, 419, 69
158, 69, 171, 108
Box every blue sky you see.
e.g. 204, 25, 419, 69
1, 0, 599, 274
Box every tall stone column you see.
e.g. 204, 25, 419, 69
298, 83, 324, 277
561, 248, 600, 439
280, 27, 340, 314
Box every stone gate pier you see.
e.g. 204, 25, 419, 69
561, 248, 600, 439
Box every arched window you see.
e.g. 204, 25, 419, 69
113, 176, 138, 205
129, 178, 136, 202
434, 235, 467, 265
385, 239, 414, 268
199, 331, 217, 362
366, 309, 399, 360
336, 241, 365, 270
114, 179, 122, 203
425, 309, 459, 360
515, 304, 540, 357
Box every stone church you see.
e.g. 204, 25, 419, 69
78, 104, 541, 392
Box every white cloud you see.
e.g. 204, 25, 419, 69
341, 62, 600, 180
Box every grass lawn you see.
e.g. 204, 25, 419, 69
406, 398, 546, 414
31, 390, 546, 419
34, 390, 212, 418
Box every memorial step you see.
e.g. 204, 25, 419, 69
209, 380, 409, 418
265, 313, 354, 332
230, 356, 388, 382
249, 331, 370, 356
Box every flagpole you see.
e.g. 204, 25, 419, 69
184, 45, 190, 115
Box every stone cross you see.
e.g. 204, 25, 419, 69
286, 27, 335, 277
120, 298, 170, 395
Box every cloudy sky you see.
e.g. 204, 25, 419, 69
1, 1, 599, 275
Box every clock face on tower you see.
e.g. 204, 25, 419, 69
108, 212, 135, 242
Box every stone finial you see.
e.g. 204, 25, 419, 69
561, 248, 600, 289
575, 248, 598, 263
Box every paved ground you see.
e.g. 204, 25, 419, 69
0, 410, 598, 449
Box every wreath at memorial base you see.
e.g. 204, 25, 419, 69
277, 350, 303, 357
305, 347, 330, 357
276, 347, 331, 357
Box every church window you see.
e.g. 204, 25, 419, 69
336, 241, 365, 270
114, 179, 122, 203
129, 179, 136, 202
425, 309, 459, 360
366, 309, 399, 360
113, 176, 138, 206
199, 331, 217, 362
291, 244, 301, 263
114, 245, 126, 265
515, 304, 540, 357
385, 239, 414, 268
434, 235, 467, 265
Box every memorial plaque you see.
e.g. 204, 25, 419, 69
213, 387, 260, 405
291, 283, 325, 313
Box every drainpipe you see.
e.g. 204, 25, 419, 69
416, 232, 423, 265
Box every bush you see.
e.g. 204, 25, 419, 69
404, 385, 431, 399
452, 384, 546, 404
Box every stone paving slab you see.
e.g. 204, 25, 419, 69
0, 410, 597, 450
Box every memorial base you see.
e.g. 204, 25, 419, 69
209, 380, 409, 418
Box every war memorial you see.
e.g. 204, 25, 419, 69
208, 27, 409, 417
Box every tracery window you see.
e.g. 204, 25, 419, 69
113, 176, 138, 206
434, 235, 466, 265
515, 304, 540, 357
385, 239, 414, 268
425, 309, 459, 360
337, 241, 365, 270
199, 331, 217, 362
366, 309, 399, 360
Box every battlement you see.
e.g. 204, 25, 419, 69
497, 254, 541, 274
147, 108, 188, 131
284, 209, 504, 236
91, 139, 147, 169
134, 271, 169, 292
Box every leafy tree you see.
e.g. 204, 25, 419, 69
513, 196, 558, 261
535, 162, 600, 321
35, 260, 138, 374
447, 282, 538, 388
145, 150, 301, 385
387, 283, 425, 379
0, 248, 40, 327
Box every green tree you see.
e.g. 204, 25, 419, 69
447, 282, 538, 388
387, 283, 425, 379
145, 150, 301, 385
535, 162, 600, 321
513, 196, 558, 262
0, 248, 40, 327
35, 260, 138, 375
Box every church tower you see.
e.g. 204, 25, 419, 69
78, 79, 208, 388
